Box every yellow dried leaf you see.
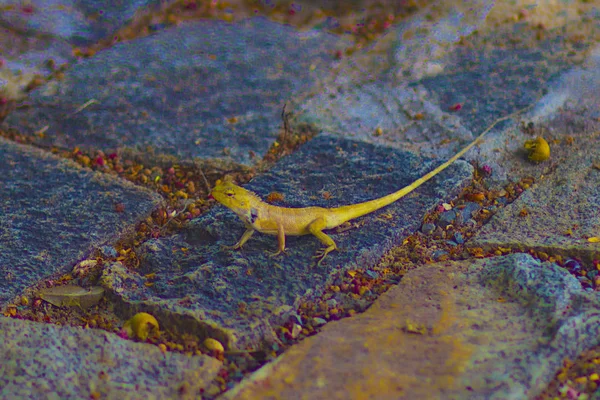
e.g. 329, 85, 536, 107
38, 285, 104, 309
588, 237, 600, 243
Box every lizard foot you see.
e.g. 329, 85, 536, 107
267, 249, 287, 258
313, 251, 327, 266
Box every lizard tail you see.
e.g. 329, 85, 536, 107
327, 105, 532, 228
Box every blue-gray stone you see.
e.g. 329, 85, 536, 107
0, 137, 162, 306
5, 18, 350, 166
454, 232, 465, 244
102, 135, 473, 349
421, 222, 436, 235
437, 210, 457, 227
432, 250, 449, 260
457, 202, 482, 222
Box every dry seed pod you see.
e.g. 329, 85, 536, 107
123, 312, 159, 340
524, 136, 550, 162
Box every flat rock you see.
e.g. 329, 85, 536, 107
471, 104, 600, 263
0, 316, 221, 399
0, 0, 158, 45
4, 18, 350, 166
0, 137, 163, 306
101, 135, 473, 349
293, 10, 588, 168
222, 253, 600, 400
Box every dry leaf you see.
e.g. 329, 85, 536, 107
38, 285, 104, 309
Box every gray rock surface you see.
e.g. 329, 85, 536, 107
0, 316, 222, 399
223, 253, 600, 400
471, 97, 600, 264
5, 18, 350, 166
0, 136, 163, 306
1, 1, 600, 398
101, 135, 473, 349
0, 0, 159, 45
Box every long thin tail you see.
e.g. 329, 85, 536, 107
329, 105, 532, 226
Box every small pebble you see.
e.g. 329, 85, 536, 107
99, 246, 118, 258
564, 258, 582, 273
457, 202, 482, 222
313, 317, 327, 326
437, 211, 456, 227
453, 232, 465, 244
421, 223, 435, 235
432, 250, 448, 260
365, 270, 378, 279
432, 226, 446, 240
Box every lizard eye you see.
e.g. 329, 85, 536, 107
225, 190, 235, 197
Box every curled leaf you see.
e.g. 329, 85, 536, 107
38, 285, 104, 309
123, 312, 159, 340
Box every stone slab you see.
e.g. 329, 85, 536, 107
471, 105, 600, 263
0, 0, 158, 45
0, 136, 163, 306
292, 11, 584, 170
0, 316, 222, 399
4, 17, 350, 166
222, 253, 600, 400
101, 135, 473, 349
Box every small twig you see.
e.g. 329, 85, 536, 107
281, 103, 289, 143
194, 161, 211, 193
70, 98, 98, 116
160, 199, 194, 233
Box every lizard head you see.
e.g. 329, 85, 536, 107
209, 178, 261, 215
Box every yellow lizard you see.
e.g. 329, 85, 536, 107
210, 106, 531, 264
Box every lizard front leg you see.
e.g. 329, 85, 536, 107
308, 217, 338, 265
267, 224, 286, 257
223, 227, 255, 250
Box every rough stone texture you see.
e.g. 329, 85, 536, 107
0, 0, 158, 45
101, 135, 473, 349
471, 106, 600, 263
4, 18, 350, 166
222, 253, 600, 400
0, 316, 222, 399
472, 47, 600, 187
0, 137, 163, 306
292, 6, 591, 169
294, 40, 567, 162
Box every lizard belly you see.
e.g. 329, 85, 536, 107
253, 217, 310, 236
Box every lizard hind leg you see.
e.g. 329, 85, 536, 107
308, 217, 338, 265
